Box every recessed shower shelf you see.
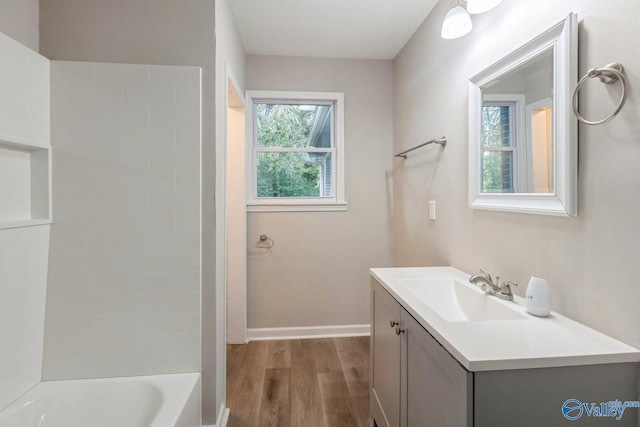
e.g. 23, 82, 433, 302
0, 133, 52, 230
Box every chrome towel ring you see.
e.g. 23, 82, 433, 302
253, 234, 274, 249
572, 63, 628, 126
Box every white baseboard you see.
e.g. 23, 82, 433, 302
246, 324, 370, 341
208, 403, 229, 427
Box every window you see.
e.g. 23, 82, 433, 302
480, 94, 525, 193
246, 91, 346, 212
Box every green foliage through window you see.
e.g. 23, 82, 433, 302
257, 152, 322, 197
481, 104, 514, 193
254, 103, 333, 198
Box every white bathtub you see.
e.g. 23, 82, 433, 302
0, 373, 201, 427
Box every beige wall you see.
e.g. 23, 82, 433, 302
0, 0, 38, 51
246, 55, 394, 330
39, 1, 218, 423
393, 0, 640, 348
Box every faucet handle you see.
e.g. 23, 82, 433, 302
479, 269, 493, 283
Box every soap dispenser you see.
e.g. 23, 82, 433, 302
525, 276, 551, 317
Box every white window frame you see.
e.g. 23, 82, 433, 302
245, 90, 347, 212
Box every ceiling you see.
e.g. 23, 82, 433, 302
229, 0, 439, 60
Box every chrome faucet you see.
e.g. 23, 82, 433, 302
469, 270, 500, 294
469, 270, 518, 301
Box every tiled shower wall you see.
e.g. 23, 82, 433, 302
44, 61, 201, 379
0, 32, 50, 410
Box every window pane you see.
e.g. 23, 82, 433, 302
255, 103, 333, 148
481, 105, 511, 147
256, 152, 333, 198
482, 150, 514, 193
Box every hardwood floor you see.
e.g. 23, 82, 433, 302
226, 337, 370, 427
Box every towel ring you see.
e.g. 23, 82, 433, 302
253, 234, 274, 249
572, 63, 628, 126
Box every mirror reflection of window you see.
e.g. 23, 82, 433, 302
479, 48, 553, 195
481, 94, 525, 193
481, 103, 516, 193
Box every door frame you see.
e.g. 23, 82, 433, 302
215, 61, 246, 424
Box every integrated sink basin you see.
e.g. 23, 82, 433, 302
396, 277, 528, 322
371, 266, 640, 371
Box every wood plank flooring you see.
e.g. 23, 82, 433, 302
227, 337, 370, 427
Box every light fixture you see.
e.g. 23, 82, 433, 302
466, 0, 503, 15
441, 0, 472, 40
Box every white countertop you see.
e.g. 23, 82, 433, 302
370, 266, 640, 372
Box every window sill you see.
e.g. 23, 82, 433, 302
247, 202, 348, 213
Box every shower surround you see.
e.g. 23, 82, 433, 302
44, 61, 202, 380
0, 31, 50, 410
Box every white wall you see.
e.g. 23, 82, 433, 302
246, 55, 394, 331
0, 32, 50, 410
215, 0, 246, 91
393, 0, 640, 348
44, 61, 201, 379
0, 0, 38, 51
214, 0, 246, 419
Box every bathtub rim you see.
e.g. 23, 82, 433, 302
0, 372, 202, 427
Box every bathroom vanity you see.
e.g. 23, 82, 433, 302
370, 267, 640, 427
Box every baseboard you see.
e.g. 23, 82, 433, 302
246, 324, 370, 341
209, 403, 229, 427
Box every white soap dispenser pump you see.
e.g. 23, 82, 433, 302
525, 276, 551, 317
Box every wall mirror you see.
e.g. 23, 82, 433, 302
468, 13, 577, 216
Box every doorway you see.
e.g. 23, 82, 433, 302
225, 74, 247, 344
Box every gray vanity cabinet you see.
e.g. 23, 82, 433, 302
401, 303, 472, 427
371, 277, 639, 427
371, 276, 401, 427
371, 279, 472, 427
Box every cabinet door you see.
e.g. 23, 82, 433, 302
401, 308, 472, 427
474, 363, 639, 427
371, 279, 401, 427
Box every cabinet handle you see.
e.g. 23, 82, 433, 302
395, 326, 406, 335
390, 320, 399, 328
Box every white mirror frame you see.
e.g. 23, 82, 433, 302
468, 13, 577, 216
